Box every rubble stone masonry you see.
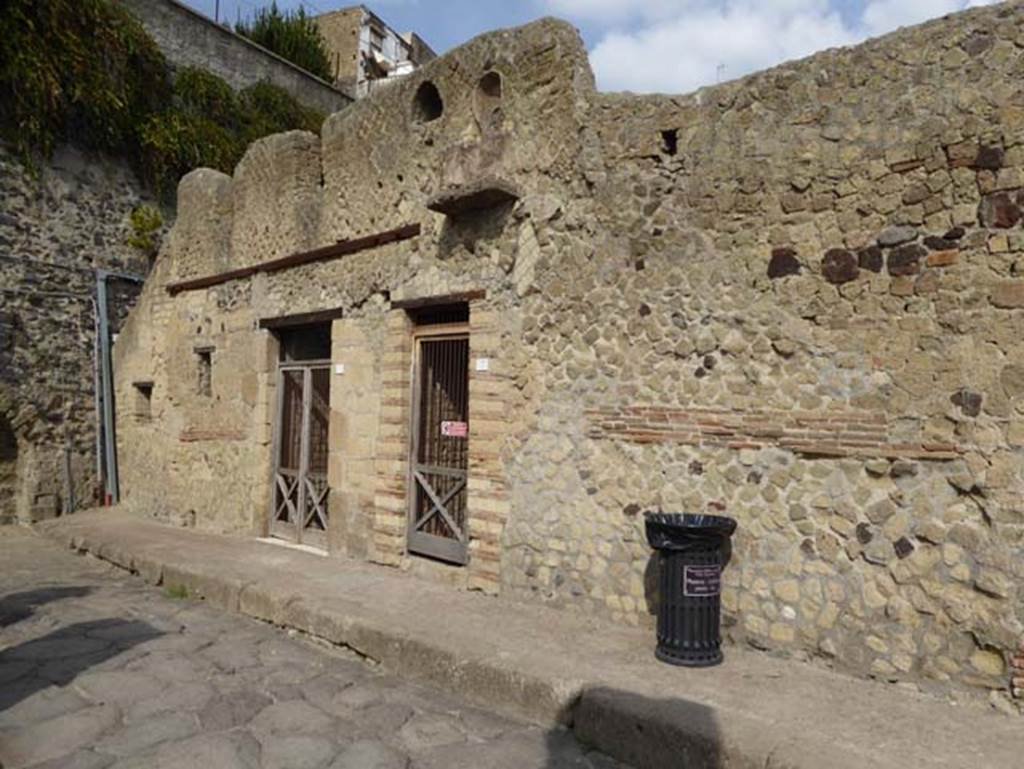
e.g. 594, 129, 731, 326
114, 2, 1024, 708
1, 147, 156, 524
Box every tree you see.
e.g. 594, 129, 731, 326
236, 3, 333, 83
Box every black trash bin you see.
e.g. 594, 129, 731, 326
645, 512, 737, 667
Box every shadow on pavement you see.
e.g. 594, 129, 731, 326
545, 686, 723, 769
0, 586, 94, 628
0, 618, 162, 713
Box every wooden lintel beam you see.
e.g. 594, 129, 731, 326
166, 223, 421, 296
258, 306, 346, 330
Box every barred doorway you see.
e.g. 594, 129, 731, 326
269, 324, 331, 550
407, 305, 470, 565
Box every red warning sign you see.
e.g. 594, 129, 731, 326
441, 421, 468, 438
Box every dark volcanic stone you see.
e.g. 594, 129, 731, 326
973, 145, 1005, 170
894, 537, 915, 559
821, 248, 859, 284
855, 523, 873, 545
979, 192, 1022, 229
943, 226, 965, 241
962, 32, 994, 57
887, 243, 926, 276
857, 246, 883, 273
923, 236, 957, 251
768, 247, 801, 278
951, 389, 983, 417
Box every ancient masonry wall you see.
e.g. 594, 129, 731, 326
114, 4, 1024, 707
500, 1, 1024, 705
0, 146, 158, 524
119, 0, 351, 114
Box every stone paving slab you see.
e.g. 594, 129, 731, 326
0, 526, 623, 769
34, 509, 1024, 769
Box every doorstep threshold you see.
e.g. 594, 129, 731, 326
256, 537, 328, 557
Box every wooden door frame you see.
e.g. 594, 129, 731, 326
269, 359, 331, 548
406, 323, 470, 565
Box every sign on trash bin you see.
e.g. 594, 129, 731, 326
683, 564, 721, 597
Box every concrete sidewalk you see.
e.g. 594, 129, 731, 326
36, 510, 1023, 769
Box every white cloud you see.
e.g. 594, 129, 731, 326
861, 0, 974, 36
542, 0, 699, 23
588, 1, 854, 93
541, 0, 1003, 93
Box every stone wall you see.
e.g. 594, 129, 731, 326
529, 2, 1024, 705
0, 146, 159, 523
114, 2, 1024, 709
119, 0, 351, 114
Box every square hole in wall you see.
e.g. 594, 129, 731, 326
133, 381, 153, 421
195, 347, 214, 397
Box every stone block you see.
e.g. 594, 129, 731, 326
990, 282, 1024, 308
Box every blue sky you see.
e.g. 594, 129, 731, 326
182, 0, 999, 93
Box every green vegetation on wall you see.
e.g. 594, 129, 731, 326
127, 205, 164, 258
140, 69, 323, 197
0, 0, 324, 198
236, 2, 334, 83
0, 0, 170, 162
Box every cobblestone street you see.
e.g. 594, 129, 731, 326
0, 527, 624, 769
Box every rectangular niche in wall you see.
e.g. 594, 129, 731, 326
195, 346, 214, 397
132, 381, 153, 421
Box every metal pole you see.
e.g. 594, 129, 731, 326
91, 297, 105, 506
63, 442, 75, 514
96, 273, 118, 504
95, 269, 146, 506
214, 0, 219, 23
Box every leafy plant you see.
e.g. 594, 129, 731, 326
127, 205, 164, 257
0, 1, 325, 198
236, 2, 334, 83
239, 81, 323, 144
0, 0, 169, 161
137, 72, 324, 197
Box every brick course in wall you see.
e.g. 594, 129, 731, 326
587, 406, 960, 460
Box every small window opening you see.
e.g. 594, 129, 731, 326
478, 71, 502, 100
474, 71, 503, 128
661, 129, 678, 156
195, 348, 213, 397
133, 382, 153, 421
413, 81, 443, 123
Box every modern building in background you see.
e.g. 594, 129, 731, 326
315, 5, 436, 98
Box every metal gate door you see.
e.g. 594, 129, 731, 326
408, 333, 470, 564
270, 364, 330, 549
